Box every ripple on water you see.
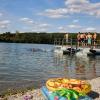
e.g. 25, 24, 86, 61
0, 43, 100, 93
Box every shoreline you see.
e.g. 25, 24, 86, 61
0, 77, 100, 100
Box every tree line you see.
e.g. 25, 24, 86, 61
0, 32, 100, 44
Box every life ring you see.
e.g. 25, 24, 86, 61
46, 78, 91, 94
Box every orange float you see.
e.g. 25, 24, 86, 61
46, 78, 91, 94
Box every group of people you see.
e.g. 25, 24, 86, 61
64, 32, 97, 47
77, 32, 97, 47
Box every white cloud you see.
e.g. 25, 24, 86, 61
58, 26, 67, 32
32, 27, 48, 32
85, 27, 96, 31
65, 0, 89, 5
0, 20, 10, 29
38, 8, 68, 18
58, 24, 82, 32
39, 23, 50, 28
0, 25, 7, 29
39, 0, 100, 18
0, 20, 10, 24
0, 13, 3, 17
58, 26, 64, 30
20, 18, 30, 21
33, 23, 51, 32
73, 19, 79, 23
45, 9, 68, 14
68, 24, 81, 28
47, 14, 67, 18
65, 0, 100, 17
20, 16, 51, 31
21, 19, 51, 32
20, 17, 34, 24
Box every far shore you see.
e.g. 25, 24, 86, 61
0, 77, 100, 100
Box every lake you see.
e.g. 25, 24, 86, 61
0, 43, 100, 93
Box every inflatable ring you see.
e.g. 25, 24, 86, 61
46, 78, 91, 94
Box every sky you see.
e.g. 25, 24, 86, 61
0, 0, 100, 33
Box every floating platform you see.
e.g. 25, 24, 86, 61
54, 45, 80, 55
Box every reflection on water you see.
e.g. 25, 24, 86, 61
53, 53, 99, 80
0, 43, 100, 93
75, 57, 97, 79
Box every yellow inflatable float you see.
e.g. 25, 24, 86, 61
46, 78, 91, 94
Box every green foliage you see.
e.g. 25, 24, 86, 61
0, 32, 100, 44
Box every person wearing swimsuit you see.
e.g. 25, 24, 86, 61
87, 33, 92, 47
77, 32, 81, 47
83, 33, 86, 46
84, 33, 88, 46
93, 32, 97, 48
65, 33, 68, 43
80, 33, 84, 47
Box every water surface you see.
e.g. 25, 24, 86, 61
0, 43, 100, 93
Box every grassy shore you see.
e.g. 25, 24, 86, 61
0, 77, 100, 100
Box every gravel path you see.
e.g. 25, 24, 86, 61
1, 77, 100, 100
